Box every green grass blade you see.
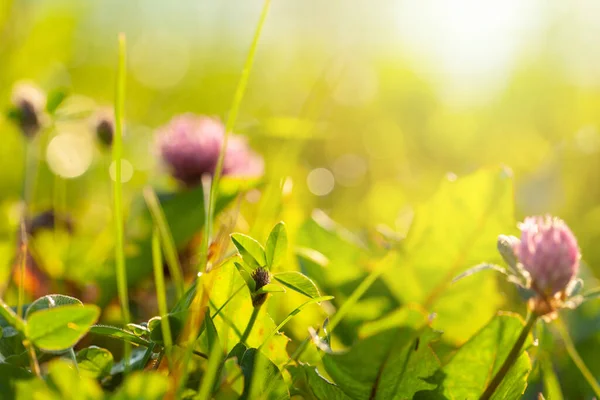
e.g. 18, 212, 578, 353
113, 32, 131, 371
144, 186, 185, 299
152, 228, 174, 369
198, 0, 272, 275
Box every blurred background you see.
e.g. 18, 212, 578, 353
2, 0, 600, 397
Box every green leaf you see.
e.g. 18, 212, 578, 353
319, 308, 439, 398
110, 348, 151, 376
322, 321, 441, 399
26, 304, 100, 352
274, 271, 321, 299
438, 313, 532, 399
46, 88, 68, 114
90, 325, 151, 347
255, 283, 286, 295
381, 168, 514, 343
266, 222, 288, 269
148, 315, 182, 345
235, 261, 256, 292
76, 346, 114, 379
239, 348, 289, 400
0, 363, 33, 399
16, 360, 103, 400
260, 296, 334, 350
231, 233, 267, 270
25, 294, 82, 319
110, 371, 170, 400
302, 365, 352, 400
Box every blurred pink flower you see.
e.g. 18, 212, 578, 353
515, 215, 580, 296
156, 114, 263, 186
10, 82, 47, 138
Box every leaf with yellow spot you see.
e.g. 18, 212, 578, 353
25, 304, 100, 352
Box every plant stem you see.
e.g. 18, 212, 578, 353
17, 219, 27, 319
240, 306, 260, 345
480, 312, 537, 400
69, 347, 79, 373
144, 187, 184, 299
24, 340, 41, 378
151, 228, 173, 370
113, 32, 131, 371
554, 317, 600, 398
197, 0, 271, 275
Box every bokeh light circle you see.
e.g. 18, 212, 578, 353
307, 168, 335, 196
46, 133, 93, 178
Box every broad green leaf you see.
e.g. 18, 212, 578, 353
382, 168, 514, 343
90, 325, 151, 347
26, 304, 100, 352
110, 371, 170, 400
0, 363, 33, 399
255, 283, 286, 295
239, 348, 289, 400
266, 222, 288, 269
76, 346, 114, 379
25, 294, 82, 319
16, 360, 103, 400
274, 271, 321, 299
322, 321, 441, 399
438, 313, 532, 399
302, 365, 352, 400
231, 233, 267, 270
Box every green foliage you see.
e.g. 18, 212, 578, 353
26, 304, 100, 352
435, 313, 532, 399
76, 346, 114, 379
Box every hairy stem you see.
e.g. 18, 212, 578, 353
480, 312, 537, 400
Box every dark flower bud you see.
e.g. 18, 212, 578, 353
251, 267, 271, 307
93, 108, 115, 148
9, 82, 47, 138
26, 210, 74, 236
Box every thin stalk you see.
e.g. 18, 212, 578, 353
197, 0, 272, 274
151, 228, 173, 370
17, 219, 27, 319
24, 340, 41, 378
554, 317, 600, 398
144, 187, 184, 299
240, 306, 260, 345
113, 32, 131, 371
69, 347, 79, 373
480, 312, 537, 400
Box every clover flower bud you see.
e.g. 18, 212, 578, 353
515, 215, 580, 297
9, 82, 47, 138
251, 267, 271, 307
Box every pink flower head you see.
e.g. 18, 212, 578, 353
155, 114, 263, 187
515, 215, 580, 296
